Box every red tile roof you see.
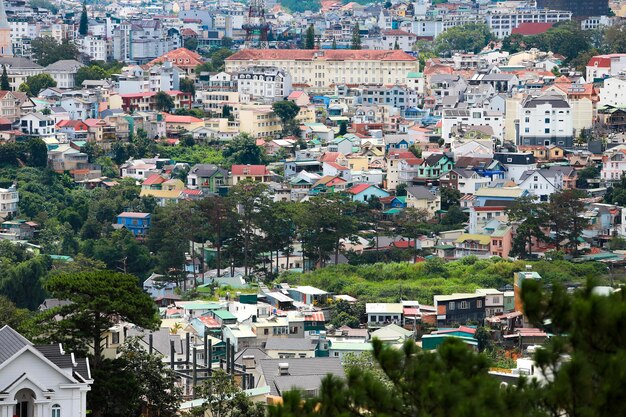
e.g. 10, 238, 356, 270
231, 164, 269, 176
164, 114, 203, 123
147, 47, 204, 68
143, 174, 166, 186
511, 22, 554, 36
587, 56, 612, 68
347, 183, 372, 195
382, 29, 417, 37
57, 120, 88, 130
227, 49, 417, 62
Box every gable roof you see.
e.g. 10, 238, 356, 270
406, 186, 437, 201
0, 325, 31, 365
258, 357, 345, 396
347, 183, 373, 195
231, 164, 269, 176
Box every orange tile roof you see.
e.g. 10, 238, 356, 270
148, 47, 204, 69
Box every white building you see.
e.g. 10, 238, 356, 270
586, 54, 626, 82
0, 184, 18, 219
518, 169, 563, 202
118, 61, 182, 94
369, 29, 417, 51
19, 113, 55, 136
518, 93, 574, 148
599, 77, 626, 108
80, 36, 108, 62
0, 326, 92, 417
601, 148, 626, 183
236, 66, 292, 103
112, 19, 179, 64
366, 303, 403, 328
485, 8, 572, 39
441, 108, 504, 144
46, 60, 84, 89
475, 288, 504, 317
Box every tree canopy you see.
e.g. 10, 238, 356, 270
434, 23, 494, 54
36, 271, 159, 366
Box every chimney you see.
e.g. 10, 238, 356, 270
278, 363, 289, 376
243, 355, 255, 369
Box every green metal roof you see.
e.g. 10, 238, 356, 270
212, 309, 237, 320
330, 342, 373, 351
383, 208, 402, 215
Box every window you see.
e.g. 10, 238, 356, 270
52, 405, 61, 417
111, 332, 119, 344
459, 301, 470, 309
449, 302, 455, 310
477, 300, 483, 308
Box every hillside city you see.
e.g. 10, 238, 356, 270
0, 0, 625, 415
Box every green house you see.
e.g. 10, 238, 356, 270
416, 154, 454, 181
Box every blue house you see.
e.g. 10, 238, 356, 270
116, 212, 151, 237
347, 183, 390, 203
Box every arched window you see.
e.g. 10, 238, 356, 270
52, 404, 61, 417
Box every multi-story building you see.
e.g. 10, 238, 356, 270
112, 19, 180, 64
433, 293, 486, 327
536, 0, 609, 17
586, 54, 626, 82
118, 90, 192, 112
0, 57, 43, 91
485, 8, 572, 38
19, 112, 55, 136
517, 93, 574, 148
46, 60, 84, 89
475, 289, 505, 318
599, 76, 626, 107
118, 61, 182, 94
225, 49, 419, 91
80, 36, 108, 62
441, 108, 504, 144
236, 66, 292, 103
0, 184, 18, 219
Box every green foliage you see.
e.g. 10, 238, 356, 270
0, 242, 48, 309
522, 279, 626, 416
75, 65, 108, 87
439, 186, 460, 210
269, 338, 537, 417
31, 36, 79, 67
330, 300, 365, 327
188, 369, 265, 417
351, 22, 362, 50
154, 91, 175, 112
441, 205, 466, 226
223, 133, 266, 166
0, 65, 9, 90
180, 77, 196, 98
155, 144, 224, 164
29, 0, 58, 13
23, 73, 56, 96
184, 37, 198, 51
281, 258, 607, 304
338, 121, 347, 136
305, 24, 316, 49
36, 271, 159, 366
278, 0, 320, 12
434, 23, 493, 54
272, 100, 301, 134
79, 0, 88, 36
90, 338, 182, 417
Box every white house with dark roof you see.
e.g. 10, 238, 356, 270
0, 325, 92, 417
517, 93, 574, 148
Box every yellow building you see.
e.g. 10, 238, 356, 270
236, 104, 315, 138
225, 49, 419, 91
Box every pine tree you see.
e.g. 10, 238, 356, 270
79, 0, 89, 36
332, 37, 337, 49
305, 24, 315, 49
394, 38, 400, 50
1, 65, 10, 91
351, 22, 362, 50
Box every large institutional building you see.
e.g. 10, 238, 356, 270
225, 49, 419, 91
0, 0, 12, 56
536, 0, 609, 17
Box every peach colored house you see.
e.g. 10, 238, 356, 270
490, 226, 512, 258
